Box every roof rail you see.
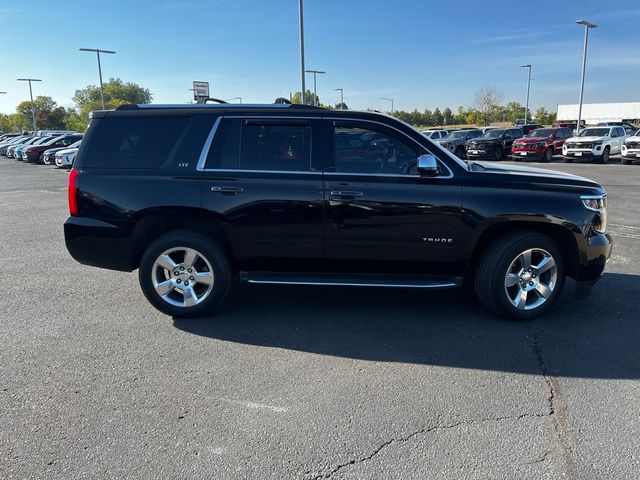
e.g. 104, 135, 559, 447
115, 103, 328, 111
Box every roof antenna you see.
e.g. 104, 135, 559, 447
274, 97, 292, 104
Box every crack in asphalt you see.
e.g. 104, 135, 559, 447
531, 333, 577, 480
305, 335, 576, 480
304, 412, 548, 480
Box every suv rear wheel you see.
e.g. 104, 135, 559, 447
138, 231, 232, 318
474, 232, 565, 320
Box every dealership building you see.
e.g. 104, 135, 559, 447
557, 102, 640, 124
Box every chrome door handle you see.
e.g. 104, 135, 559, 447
329, 190, 364, 199
211, 185, 244, 194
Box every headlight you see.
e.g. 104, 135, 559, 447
593, 140, 603, 145
581, 194, 607, 233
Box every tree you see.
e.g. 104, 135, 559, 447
334, 102, 348, 110
73, 78, 152, 120
433, 108, 443, 127
443, 107, 453, 126
534, 107, 556, 125
291, 90, 321, 107
472, 86, 505, 126
16, 96, 66, 130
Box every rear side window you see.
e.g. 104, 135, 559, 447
84, 116, 189, 169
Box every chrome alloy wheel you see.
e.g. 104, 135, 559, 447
504, 248, 557, 311
151, 247, 214, 308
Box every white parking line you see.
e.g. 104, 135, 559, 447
220, 398, 287, 413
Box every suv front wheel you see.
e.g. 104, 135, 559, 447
138, 231, 232, 318
474, 232, 565, 320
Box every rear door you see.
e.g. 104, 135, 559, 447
321, 118, 463, 275
200, 116, 324, 269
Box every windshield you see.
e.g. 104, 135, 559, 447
44, 136, 65, 145
480, 129, 506, 139
33, 137, 51, 145
527, 128, 554, 138
444, 131, 469, 139
69, 140, 82, 148
579, 128, 609, 137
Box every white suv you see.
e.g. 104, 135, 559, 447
621, 129, 640, 165
562, 126, 629, 163
421, 129, 448, 140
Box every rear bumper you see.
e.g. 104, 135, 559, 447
64, 216, 134, 272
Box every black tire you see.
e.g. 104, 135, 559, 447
494, 146, 503, 161
138, 230, 232, 318
544, 147, 554, 162
455, 146, 465, 159
563, 156, 573, 163
474, 232, 566, 320
600, 147, 610, 164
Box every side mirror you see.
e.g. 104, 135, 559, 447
416, 154, 439, 177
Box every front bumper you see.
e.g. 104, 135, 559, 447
511, 148, 545, 159
621, 149, 640, 160
574, 230, 612, 299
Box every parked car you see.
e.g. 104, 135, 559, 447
55, 146, 79, 168
0, 135, 31, 155
15, 136, 54, 161
511, 127, 573, 162
64, 102, 611, 320
7, 137, 43, 158
621, 130, 640, 165
553, 121, 585, 136
466, 128, 523, 161
436, 129, 482, 158
480, 126, 498, 134
41, 139, 82, 165
562, 126, 629, 163
421, 129, 448, 140
596, 122, 638, 136
0, 133, 21, 142
23, 134, 83, 163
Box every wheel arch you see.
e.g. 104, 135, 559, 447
129, 207, 234, 270
469, 220, 583, 279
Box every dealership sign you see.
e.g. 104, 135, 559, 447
192, 81, 209, 100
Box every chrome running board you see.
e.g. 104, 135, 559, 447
240, 272, 462, 289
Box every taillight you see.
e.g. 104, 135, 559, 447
68, 169, 79, 216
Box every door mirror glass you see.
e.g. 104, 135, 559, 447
416, 154, 439, 176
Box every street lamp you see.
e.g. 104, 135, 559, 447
380, 97, 394, 114
79, 48, 116, 110
334, 88, 344, 109
305, 70, 325, 106
575, 20, 598, 135
520, 64, 532, 125
225, 97, 242, 103
0, 91, 6, 133
298, 0, 306, 104
17, 78, 42, 131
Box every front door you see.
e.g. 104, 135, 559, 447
321, 119, 463, 275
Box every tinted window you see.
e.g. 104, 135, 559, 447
333, 125, 417, 174
467, 131, 482, 139
85, 116, 190, 169
616, 127, 626, 137
206, 118, 241, 169
240, 123, 311, 171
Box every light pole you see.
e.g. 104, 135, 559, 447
380, 97, 394, 114
575, 20, 598, 135
79, 48, 116, 110
17, 78, 42, 131
225, 97, 242, 103
520, 64, 532, 125
305, 70, 325, 106
298, 0, 306, 104
0, 91, 6, 133
334, 88, 344, 109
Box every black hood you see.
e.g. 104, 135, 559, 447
469, 137, 502, 145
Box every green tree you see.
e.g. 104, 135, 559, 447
16, 96, 66, 130
423, 109, 433, 126
63, 108, 88, 132
334, 102, 348, 110
291, 90, 321, 107
73, 78, 152, 119
433, 108, 443, 126
442, 107, 453, 126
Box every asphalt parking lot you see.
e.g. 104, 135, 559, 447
1, 157, 639, 479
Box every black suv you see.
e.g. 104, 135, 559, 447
466, 128, 524, 161
64, 103, 612, 320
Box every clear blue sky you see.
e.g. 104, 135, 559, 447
1, 0, 639, 114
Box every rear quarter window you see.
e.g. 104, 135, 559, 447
83, 116, 191, 169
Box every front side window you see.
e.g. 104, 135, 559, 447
241, 123, 311, 171
333, 125, 418, 174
